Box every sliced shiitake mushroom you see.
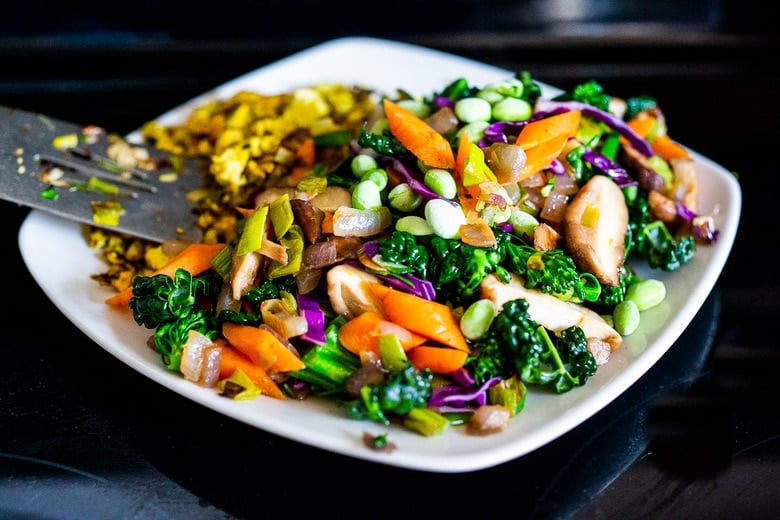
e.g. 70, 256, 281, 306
563, 174, 628, 287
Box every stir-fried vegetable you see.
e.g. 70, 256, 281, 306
100, 72, 722, 440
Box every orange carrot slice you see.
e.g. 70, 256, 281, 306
383, 99, 455, 169
105, 242, 226, 308
407, 345, 469, 374
626, 112, 656, 138
516, 110, 581, 179
370, 284, 470, 353
651, 134, 689, 161
222, 322, 305, 373
338, 311, 428, 355
289, 137, 316, 183
453, 132, 483, 221
217, 343, 285, 399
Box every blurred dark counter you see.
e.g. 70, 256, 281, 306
1, 26, 779, 519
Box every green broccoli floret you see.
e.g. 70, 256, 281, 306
344, 363, 434, 426
128, 268, 222, 371
467, 299, 597, 393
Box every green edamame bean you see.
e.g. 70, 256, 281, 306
387, 183, 423, 212
476, 89, 504, 104
509, 209, 539, 236
363, 168, 388, 190
625, 279, 666, 311
460, 299, 496, 340
454, 97, 492, 123
481, 78, 524, 98
456, 121, 490, 145
397, 99, 430, 118
613, 300, 640, 336
492, 97, 533, 122
351, 154, 378, 179
352, 180, 382, 210
395, 215, 434, 236
424, 168, 457, 199
425, 198, 466, 239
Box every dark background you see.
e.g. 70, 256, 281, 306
1, 1, 778, 518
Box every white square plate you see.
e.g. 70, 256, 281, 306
18, 37, 741, 473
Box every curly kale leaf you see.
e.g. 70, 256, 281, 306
129, 268, 222, 371
497, 229, 602, 303
427, 236, 508, 306
626, 195, 696, 271
554, 79, 611, 111
468, 299, 597, 393
357, 123, 412, 159
378, 230, 431, 279
344, 363, 433, 425
591, 265, 640, 309
467, 298, 544, 384
525, 325, 597, 393
377, 229, 602, 307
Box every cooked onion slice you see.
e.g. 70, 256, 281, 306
181, 330, 221, 387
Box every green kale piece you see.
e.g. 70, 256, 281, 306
555, 79, 611, 111
129, 268, 222, 371
526, 325, 597, 393
467, 298, 544, 384
344, 363, 434, 426
468, 299, 597, 393
357, 123, 412, 158
624, 95, 659, 121
626, 195, 696, 271
516, 70, 543, 102
377, 229, 430, 279
428, 77, 478, 105
378, 229, 602, 307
